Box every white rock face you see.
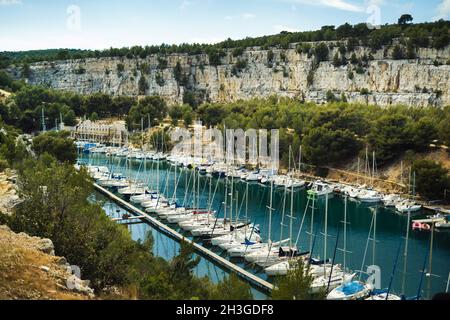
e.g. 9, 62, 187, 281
8, 44, 450, 107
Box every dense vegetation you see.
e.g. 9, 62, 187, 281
196, 98, 449, 166
1, 20, 448, 68
0, 72, 136, 132
0, 129, 253, 299
31, 131, 77, 163
412, 159, 450, 200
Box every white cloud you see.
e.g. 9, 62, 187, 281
242, 13, 256, 19
0, 0, 21, 5
225, 13, 256, 20
281, 0, 364, 12
273, 24, 300, 33
434, 0, 450, 19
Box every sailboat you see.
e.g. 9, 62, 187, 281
326, 202, 375, 300
265, 153, 305, 275
396, 171, 422, 213
213, 183, 261, 249
244, 177, 290, 267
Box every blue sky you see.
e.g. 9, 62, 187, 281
1, 0, 449, 51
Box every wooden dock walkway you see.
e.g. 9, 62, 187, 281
412, 218, 446, 224
93, 183, 275, 293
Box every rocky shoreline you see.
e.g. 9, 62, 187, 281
0, 170, 95, 300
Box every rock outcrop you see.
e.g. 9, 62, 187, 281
0, 224, 95, 300
0, 171, 20, 215
8, 43, 450, 107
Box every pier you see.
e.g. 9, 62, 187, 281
93, 183, 275, 293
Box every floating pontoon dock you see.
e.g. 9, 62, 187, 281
94, 183, 275, 293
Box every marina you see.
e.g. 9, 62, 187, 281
78, 143, 450, 300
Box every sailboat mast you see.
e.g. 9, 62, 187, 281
245, 182, 249, 232
343, 195, 348, 272
298, 145, 302, 175
402, 210, 412, 295
289, 177, 294, 249
324, 193, 328, 270
309, 191, 316, 258
427, 222, 435, 299
279, 185, 287, 242
357, 157, 360, 185
230, 176, 234, 227
372, 151, 376, 187
197, 164, 200, 210
224, 173, 228, 225
235, 191, 239, 233
141, 117, 144, 148
268, 179, 274, 244
373, 208, 377, 266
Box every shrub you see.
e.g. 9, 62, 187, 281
117, 63, 125, 74
138, 75, 148, 95
360, 88, 370, 95
155, 72, 165, 86
392, 45, 405, 60
232, 47, 245, 57
314, 43, 329, 63
348, 70, 354, 80
307, 70, 315, 86
412, 159, 450, 200
32, 131, 77, 164
158, 57, 168, 69
231, 59, 248, 76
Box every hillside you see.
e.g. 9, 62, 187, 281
4, 20, 450, 108
0, 171, 95, 300
0, 224, 94, 300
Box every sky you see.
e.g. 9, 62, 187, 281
0, 0, 449, 52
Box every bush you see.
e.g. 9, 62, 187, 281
127, 96, 167, 129
231, 59, 248, 76
392, 45, 405, 60
32, 131, 77, 164
0, 158, 8, 172
208, 49, 225, 66
303, 127, 362, 166
326, 90, 337, 102
173, 61, 183, 83
412, 159, 449, 200
157, 57, 168, 69
360, 88, 370, 95
140, 63, 150, 75
314, 43, 329, 63
117, 63, 125, 75
355, 66, 365, 74
348, 70, 354, 80
232, 47, 245, 57
155, 72, 165, 86
138, 75, 149, 95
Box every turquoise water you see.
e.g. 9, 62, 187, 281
83, 154, 450, 299
91, 192, 267, 300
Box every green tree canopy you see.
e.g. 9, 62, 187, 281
412, 159, 449, 200
127, 96, 168, 129
32, 131, 77, 164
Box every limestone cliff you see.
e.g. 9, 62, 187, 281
8, 43, 450, 107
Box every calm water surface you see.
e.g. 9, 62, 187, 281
83, 154, 450, 299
